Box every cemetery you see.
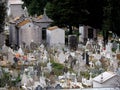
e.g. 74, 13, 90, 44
1, 25, 120, 89
0, 0, 120, 90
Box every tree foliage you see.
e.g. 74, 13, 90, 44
46, 0, 89, 34
86, 0, 104, 29
111, 0, 120, 35
22, 0, 47, 15
0, 2, 6, 33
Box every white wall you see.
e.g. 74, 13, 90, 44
19, 22, 42, 46
47, 28, 65, 46
79, 26, 84, 42
9, 4, 24, 18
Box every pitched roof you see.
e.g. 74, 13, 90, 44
93, 71, 117, 84
35, 8, 53, 23
14, 16, 20, 21
17, 19, 30, 27
47, 26, 58, 31
35, 15, 53, 23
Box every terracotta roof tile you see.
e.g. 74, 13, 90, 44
47, 26, 58, 31
17, 19, 30, 27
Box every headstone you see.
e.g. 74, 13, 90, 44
55, 84, 62, 89
112, 41, 118, 51
68, 55, 73, 61
68, 35, 78, 51
58, 51, 65, 64
2, 43, 9, 54
79, 25, 84, 43
67, 55, 73, 68
43, 54, 48, 63
116, 43, 120, 53
13, 56, 19, 64
35, 85, 42, 90
21, 73, 28, 85
18, 46, 24, 56
98, 39, 103, 52
8, 48, 14, 64
30, 41, 37, 50
95, 60, 102, 67
63, 66, 68, 73
85, 39, 94, 52
85, 51, 89, 66
0, 67, 3, 78
47, 61, 52, 72
106, 41, 112, 53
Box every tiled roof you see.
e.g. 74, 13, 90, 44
35, 9, 53, 23
17, 19, 30, 27
35, 15, 53, 23
14, 16, 20, 21
37, 15, 43, 19
47, 26, 58, 31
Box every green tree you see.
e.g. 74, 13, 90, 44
22, 0, 47, 15
86, 0, 104, 29
46, 0, 89, 34
102, 0, 112, 45
102, 0, 120, 44
111, 0, 120, 36
0, 1, 6, 33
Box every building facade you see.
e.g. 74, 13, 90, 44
7, 0, 24, 18
9, 14, 53, 48
47, 26, 65, 46
79, 25, 98, 44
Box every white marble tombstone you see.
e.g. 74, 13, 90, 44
47, 60, 52, 72
2, 43, 9, 54
8, 48, 14, 64
43, 49, 48, 63
98, 39, 103, 52
21, 73, 28, 85
116, 43, 120, 53
58, 51, 65, 64
18, 46, 24, 56
106, 41, 112, 53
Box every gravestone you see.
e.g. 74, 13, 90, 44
30, 41, 37, 50
68, 35, 78, 51
55, 84, 62, 89
116, 43, 120, 53
58, 51, 65, 64
2, 43, 9, 54
35, 85, 42, 90
8, 48, 14, 64
68, 55, 73, 68
112, 41, 118, 51
82, 51, 89, 66
0, 67, 3, 78
18, 46, 24, 56
13, 57, 19, 64
106, 41, 112, 53
47, 61, 52, 72
21, 73, 28, 85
